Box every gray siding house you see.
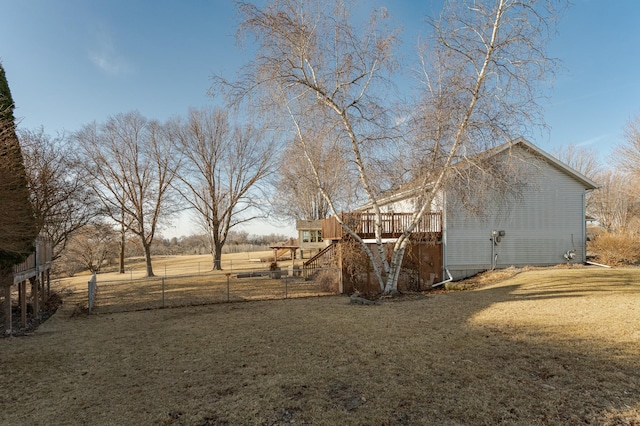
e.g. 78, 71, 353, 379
442, 138, 599, 280
326, 138, 600, 282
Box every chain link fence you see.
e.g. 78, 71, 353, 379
86, 267, 341, 314
88, 273, 97, 314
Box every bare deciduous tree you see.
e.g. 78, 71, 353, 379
617, 113, 640, 176
169, 107, 274, 270
19, 128, 98, 261
270, 133, 355, 222
602, 112, 640, 232
62, 222, 119, 274
75, 111, 179, 277
553, 144, 603, 180
589, 170, 638, 231
216, 0, 562, 294
553, 143, 604, 222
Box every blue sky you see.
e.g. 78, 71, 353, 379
1, 0, 639, 238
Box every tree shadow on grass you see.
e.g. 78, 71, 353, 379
2, 268, 639, 425
245, 268, 640, 425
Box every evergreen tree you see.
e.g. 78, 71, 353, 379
0, 62, 38, 274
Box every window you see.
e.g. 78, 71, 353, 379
302, 230, 322, 243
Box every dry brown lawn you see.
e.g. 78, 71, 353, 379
2, 267, 639, 425
86, 273, 334, 314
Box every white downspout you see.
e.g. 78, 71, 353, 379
432, 268, 453, 288
433, 192, 451, 288
586, 261, 611, 268
582, 192, 587, 263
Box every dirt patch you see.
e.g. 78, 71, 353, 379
0, 291, 63, 337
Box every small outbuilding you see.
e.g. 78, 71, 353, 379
295, 219, 328, 259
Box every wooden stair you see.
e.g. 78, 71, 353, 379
302, 243, 338, 277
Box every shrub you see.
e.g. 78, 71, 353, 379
340, 239, 371, 290
589, 231, 640, 266
397, 268, 420, 292
315, 269, 340, 293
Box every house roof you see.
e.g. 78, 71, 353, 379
295, 219, 323, 230
354, 180, 430, 211
355, 137, 600, 210
485, 137, 600, 191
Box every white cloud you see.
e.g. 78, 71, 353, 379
574, 134, 609, 147
88, 26, 133, 76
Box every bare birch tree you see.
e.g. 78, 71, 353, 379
169, 107, 274, 270
216, 0, 562, 294
75, 111, 179, 277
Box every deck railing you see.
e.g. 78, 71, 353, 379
321, 211, 442, 240
12, 236, 53, 284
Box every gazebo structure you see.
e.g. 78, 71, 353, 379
269, 237, 299, 268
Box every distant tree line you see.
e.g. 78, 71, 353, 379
56, 228, 291, 277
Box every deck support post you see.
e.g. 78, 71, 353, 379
3, 285, 11, 335
30, 277, 38, 320
20, 281, 27, 328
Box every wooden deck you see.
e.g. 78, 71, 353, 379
12, 237, 53, 284
321, 212, 442, 240
3, 237, 53, 335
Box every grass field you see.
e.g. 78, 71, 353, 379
51, 251, 333, 314
2, 267, 639, 425
65, 250, 303, 282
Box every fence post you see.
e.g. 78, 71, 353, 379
88, 273, 97, 314
226, 273, 231, 302
162, 277, 165, 308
